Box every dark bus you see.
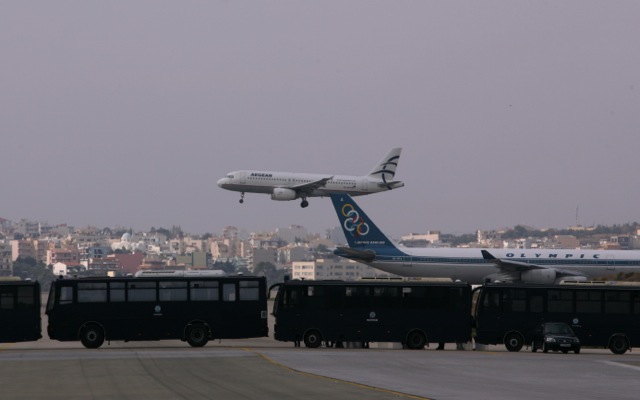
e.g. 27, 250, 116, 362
0, 280, 42, 343
272, 279, 472, 349
46, 275, 268, 348
474, 282, 640, 354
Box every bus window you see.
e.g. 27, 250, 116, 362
449, 288, 469, 311
547, 289, 573, 313
17, 286, 35, 307
576, 290, 602, 314
634, 292, 640, 314
191, 281, 219, 301
502, 289, 526, 313
110, 282, 125, 302
159, 281, 188, 301
223, 283, 236, 301
60, 286, 73, 305
482, 291, 500, 312
604, 291, 630, 314
345, 286, 370, 307
128, 281, 156, 302
374, 286, 399, 297
78, 282, 107, 303
282, 287, 302, 309
530, 292, 543, 313
239, 280, 259, 301
1, 291, 13, 309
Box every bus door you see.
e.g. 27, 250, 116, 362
332, 285, 371, 341
125, 281, 165, 340
276, 285, 327, 341
500, 288, 530, 338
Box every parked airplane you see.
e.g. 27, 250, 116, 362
330, 194, 640, 284
217, 148, 404, 208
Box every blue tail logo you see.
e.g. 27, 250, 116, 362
340, 203, 370, 238
330, 194, 395, 249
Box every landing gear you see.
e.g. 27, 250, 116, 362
239, 192, 245, 204
300, 199, 309, 208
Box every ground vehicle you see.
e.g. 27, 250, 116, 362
474, 282, 640, 354
272, 279, 472, 349
46, 275, 268, 348
531, 322, 580, 354
0, 280, 42, 343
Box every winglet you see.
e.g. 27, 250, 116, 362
481, 250, 497, 260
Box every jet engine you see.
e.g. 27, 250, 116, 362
521, 269, 557, 284
271, 188, 297, 201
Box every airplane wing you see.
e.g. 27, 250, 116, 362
482, 250, 589, 282
290, 176, 333, 195
481, 250, 543, 272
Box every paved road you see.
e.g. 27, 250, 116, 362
2, 338, 640, 400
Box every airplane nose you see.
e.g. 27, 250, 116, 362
217, 178, 226, 188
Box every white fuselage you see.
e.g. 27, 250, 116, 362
217, 170, 401, 197
351, 246, 640, 284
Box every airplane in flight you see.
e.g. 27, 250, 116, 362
330, 193, 640, 284
217, 148, 404, 208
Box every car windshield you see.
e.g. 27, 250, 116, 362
545, 323, 573, 335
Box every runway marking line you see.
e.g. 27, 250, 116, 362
601, 360, 640, 372
243, 348, 433, 400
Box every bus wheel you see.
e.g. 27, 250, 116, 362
303, 330, 322, 348
186, 324, 209, 347
80, 324, 105, 349
609, 336, 629, 355
406, 331, 426, 350
504, 332, 524, 352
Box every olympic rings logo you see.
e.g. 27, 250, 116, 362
341, 204, 369, 237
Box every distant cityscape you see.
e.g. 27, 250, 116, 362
2, 216, 640, 287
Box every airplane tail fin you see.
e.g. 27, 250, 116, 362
330, 194, 396, 249
367, 148, 402, 189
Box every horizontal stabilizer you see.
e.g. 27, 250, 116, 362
334, 247, 376, 262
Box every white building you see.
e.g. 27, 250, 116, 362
291, 259, 397, 281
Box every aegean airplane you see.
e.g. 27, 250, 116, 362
217, 148, 404, 208
330, 193, 640, 284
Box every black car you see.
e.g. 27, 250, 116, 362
531, 322, 580, 354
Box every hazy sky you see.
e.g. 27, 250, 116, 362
2, 1, 639, 238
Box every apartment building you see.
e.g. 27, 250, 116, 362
291, 258, 397, 281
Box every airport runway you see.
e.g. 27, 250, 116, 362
1, 337, 640, 400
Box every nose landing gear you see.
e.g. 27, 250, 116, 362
239, 192, 245, 204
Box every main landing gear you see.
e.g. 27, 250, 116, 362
239, 192, 245, 204
300, 199, 309, 208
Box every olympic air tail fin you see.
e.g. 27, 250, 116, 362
330, 194, 397, 250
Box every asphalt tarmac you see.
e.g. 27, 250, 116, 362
2, 337, 640, 400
